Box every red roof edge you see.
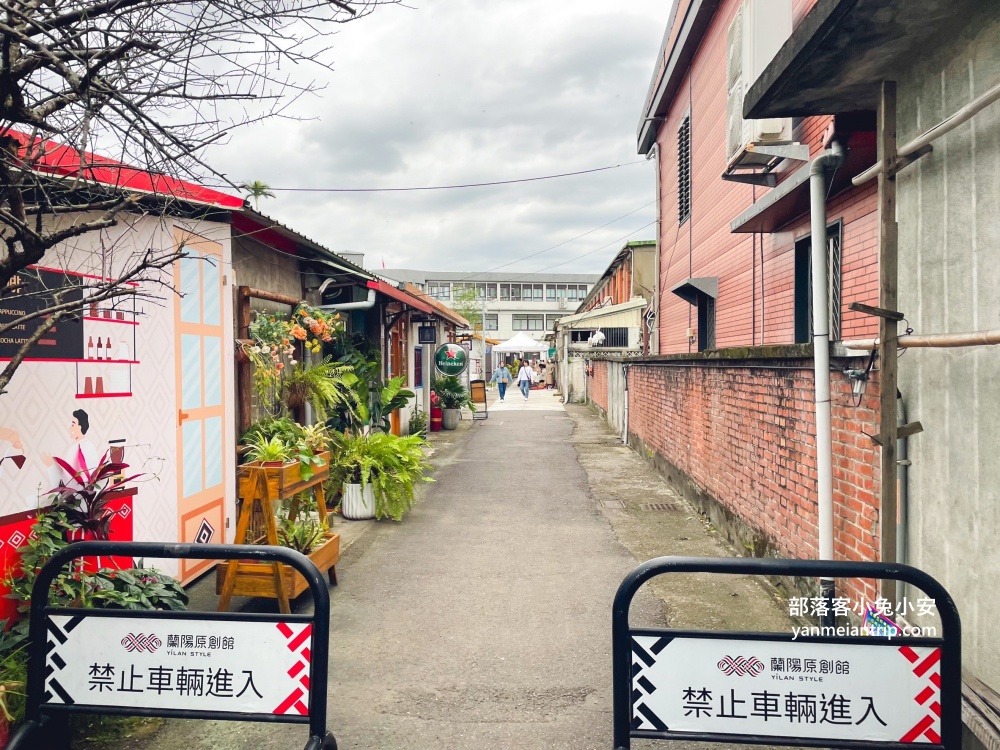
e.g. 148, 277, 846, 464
9, 130, 243, 210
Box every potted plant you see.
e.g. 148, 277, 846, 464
46, 453, 141, 543
329, 431, 433, 521
432, 376, 474, 430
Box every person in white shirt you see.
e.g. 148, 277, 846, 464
516, 361, 535, 400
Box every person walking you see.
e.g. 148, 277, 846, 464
516, 360, 535, 401
491, 362, 512, 402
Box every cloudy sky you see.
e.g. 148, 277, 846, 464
205, 0, 669, 276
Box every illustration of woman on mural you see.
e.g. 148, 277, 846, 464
41, 409, 99, 487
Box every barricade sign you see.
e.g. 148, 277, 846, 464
613, 557, 961, 750
470, 378, 488, 420
9, 541, 337, 750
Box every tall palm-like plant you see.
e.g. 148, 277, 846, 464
240, 180, 276, 210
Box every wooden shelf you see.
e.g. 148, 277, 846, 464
218, 454, 336, 614
83, 316, 139, 326
76, 392, 132, 399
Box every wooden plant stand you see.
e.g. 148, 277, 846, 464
217, 454, 339, 614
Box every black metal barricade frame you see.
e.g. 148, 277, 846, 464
8, 541, 336, 750
612, 557, 961, 750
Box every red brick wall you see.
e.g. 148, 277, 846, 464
590, 360, 609, 412
626, 361, 881, 606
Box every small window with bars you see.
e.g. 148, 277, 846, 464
697, 295, 715, 351
794, 222, 843, 343
678, 115, 692, 224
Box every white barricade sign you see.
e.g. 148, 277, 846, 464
44, 613, 314, 717
631, 635, 942, 744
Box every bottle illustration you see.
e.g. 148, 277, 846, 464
87, 336, 94, 359
106, 337, 113, 360
96, 337, 103, 360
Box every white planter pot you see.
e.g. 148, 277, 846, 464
442, 408, 460, 430
342, 482, 376, 520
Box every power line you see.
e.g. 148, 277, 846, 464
456, 200, 656, 282
231, 159, 649, 193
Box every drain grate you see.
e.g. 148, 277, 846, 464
640, 502, 680, 512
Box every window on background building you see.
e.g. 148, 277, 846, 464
532, 284, 544, 301
428, 282, 450, 300
476, 283, 487, 300
678, 115, 692, 224
414, 346, 423, 388
546, 314, 564, 330
484, 314, 499, 331
568, 286, 579, 301
578, 284, 588, 296
487, 283, 497, 300
509, 283, 521, 301
512, 314, 544, 331
546, 285, 556, 301
794, 222, 843, 344
500, 283, 511, 301
556, 284, 567, 299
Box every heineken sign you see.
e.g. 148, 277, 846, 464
434, 344, 468, 376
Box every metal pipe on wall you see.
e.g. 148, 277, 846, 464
844, 328, 1000, 350
854, 78, 1000, 186
622, 363, 630, 445
809, 141, 845, 623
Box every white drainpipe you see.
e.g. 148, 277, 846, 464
315, 287, 377, 311
809, 140, 844, 620
622, 363, 630, 444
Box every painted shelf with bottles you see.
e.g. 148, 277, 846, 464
75, 296, 139, 399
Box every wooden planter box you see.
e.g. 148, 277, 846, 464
237, 451, 331, 500
215, 531, 340, 600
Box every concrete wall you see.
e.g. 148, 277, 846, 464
896, 3, 1000, 692
607, 361, 627, 436
563, 358, 587, 403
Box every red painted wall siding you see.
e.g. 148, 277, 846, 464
583, 259, 634, 312
653, 0, 878, 354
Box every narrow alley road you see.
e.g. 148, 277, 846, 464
131, 391, 788, 750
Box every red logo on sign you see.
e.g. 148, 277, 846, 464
121, 633, 162, 653
717, 655, 765, 676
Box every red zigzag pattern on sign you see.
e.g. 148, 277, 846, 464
899, 646, 942, 744
274, 622, 313, 716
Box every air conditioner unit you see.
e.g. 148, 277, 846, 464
558, 298, 568, 310
726, 0, 793, 167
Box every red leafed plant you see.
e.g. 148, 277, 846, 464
46, 453, 142, 541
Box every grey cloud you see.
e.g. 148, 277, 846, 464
205, 0, 668, 274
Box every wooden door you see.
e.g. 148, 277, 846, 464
173, 229, 227, 582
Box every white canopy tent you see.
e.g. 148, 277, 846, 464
492, 332, 548, 353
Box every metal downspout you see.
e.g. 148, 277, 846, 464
809, 140, 845, 624
897, 392, 909, 567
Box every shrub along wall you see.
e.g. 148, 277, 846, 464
589, 352, 882, 607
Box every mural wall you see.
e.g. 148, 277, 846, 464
0, 214, 236, 598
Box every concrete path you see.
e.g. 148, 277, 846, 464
130, 399, 790, 750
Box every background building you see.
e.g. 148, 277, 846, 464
381, 269, 600, 349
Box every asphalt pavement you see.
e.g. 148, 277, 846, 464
129, 390, 788, 750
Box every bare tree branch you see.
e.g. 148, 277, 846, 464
0, 0, 396, 393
